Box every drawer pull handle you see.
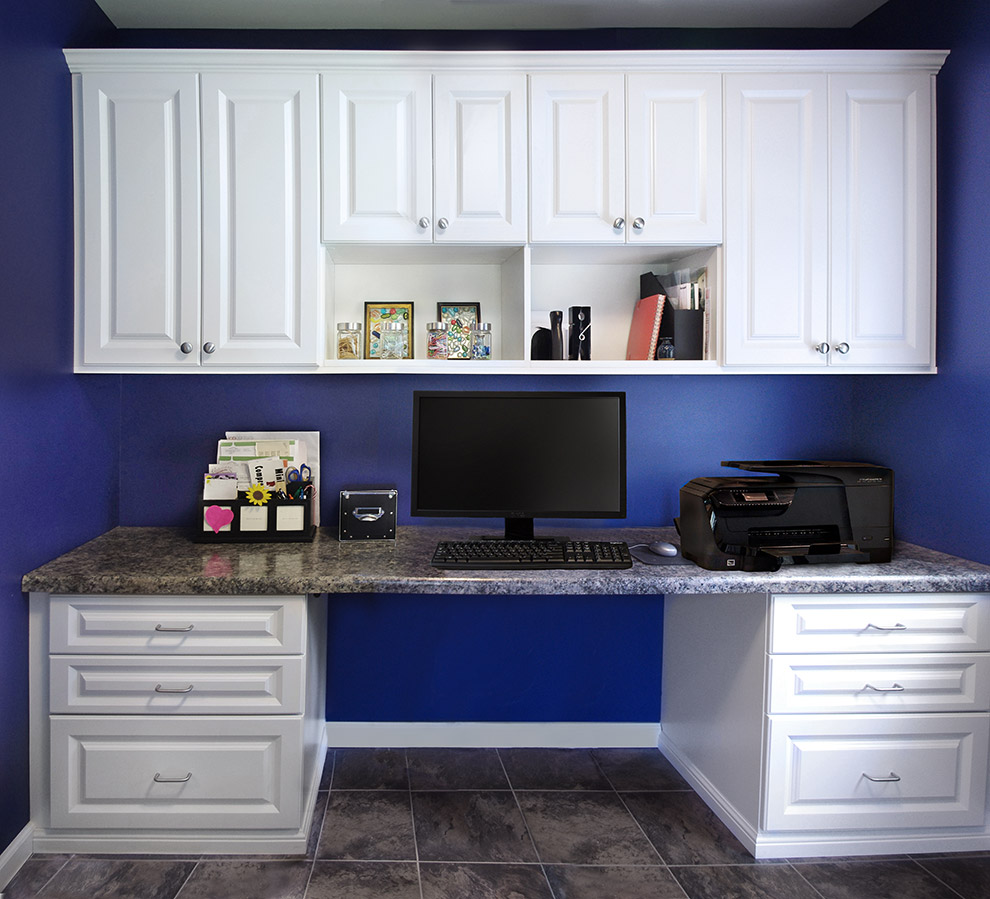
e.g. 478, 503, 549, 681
153, 772, 192, 784
865, 622, 907, 631
154, 684, 194, 694
154, 624, 194, 633
864, 683, 905, 693
863, 772, 901, 783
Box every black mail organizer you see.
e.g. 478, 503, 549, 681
195, 484, 316, 543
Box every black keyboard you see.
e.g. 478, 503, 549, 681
431, 539, 633, 570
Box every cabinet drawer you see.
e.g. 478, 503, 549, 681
50, 716, 303, 829
50, 656, 305, 715
764, 713, 989, 831
771, 594, 990, 654
50, 595, 306, 655
768, 653, 990, 714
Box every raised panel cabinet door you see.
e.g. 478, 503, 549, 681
201, 72, 321, 366
723, 74, 829, 366
49, 595, 308, 655
830, 73, 934, 369
764, 713, 990, 831
770, 594, 990, 655
78, 72, 201, 367
530, 73, 625, 242
433, 72, 528, 243
322, 72, 433, 242
50, 716, 304, 829
626, 73, 722, 244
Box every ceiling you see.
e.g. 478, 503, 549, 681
91, 0, 892, 31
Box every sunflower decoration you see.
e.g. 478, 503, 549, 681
245, 483, 272, 506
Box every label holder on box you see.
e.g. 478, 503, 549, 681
339, 490, 397, 540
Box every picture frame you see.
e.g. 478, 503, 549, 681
437, 302, 481, 360
364, 302, 414, 359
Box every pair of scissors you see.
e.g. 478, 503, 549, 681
286, 463, 312, 483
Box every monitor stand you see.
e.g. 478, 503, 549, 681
499, 518, 563, 543
503, 517, 535, 541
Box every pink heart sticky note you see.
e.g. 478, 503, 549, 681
205, 505, 234, 534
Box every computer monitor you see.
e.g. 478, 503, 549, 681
411, 390, 627, 540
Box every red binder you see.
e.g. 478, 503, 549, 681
625, 294, 666, 360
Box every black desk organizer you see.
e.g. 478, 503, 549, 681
194, 483, 316, 543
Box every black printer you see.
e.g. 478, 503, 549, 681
674, 460, 893, 571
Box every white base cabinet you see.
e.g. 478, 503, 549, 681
660, 592, 990, 858
30, 594, 327, 855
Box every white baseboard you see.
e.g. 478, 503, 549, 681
0, 822, 34, 892
324, 721, 661, 748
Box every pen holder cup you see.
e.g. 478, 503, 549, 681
195, 483, 316, 542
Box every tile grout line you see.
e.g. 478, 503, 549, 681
302, 748, 335, 899
23, 854, 74, 899
909, 855, 971, 899
404, 749, 426, 899
169, 857, 201, 899
786, 860, 831, 899
590, 752, 691, 899
495, 748, 559, 899
592, 754, 672, 866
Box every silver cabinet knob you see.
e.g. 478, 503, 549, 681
179, 342, 193, 355
612, 217, 625, 230
816, 343, 830, 355
834, 342, 850, 354
632, 217, 645, 231
437, 217, 449, 231
203, 342, 216, 354
418, 216, 430, 230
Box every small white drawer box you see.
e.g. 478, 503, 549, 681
50, 655, 305, 715
50, 595, 307, 655
770, 594, 990, 655
768, 652, 990, 715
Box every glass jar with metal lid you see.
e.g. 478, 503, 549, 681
336, 322, 363, 360
470, 322, 492, 360
378, 320, 406, 360
426, 321, 449, 360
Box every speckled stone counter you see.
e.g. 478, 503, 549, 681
21, 526, 990, 596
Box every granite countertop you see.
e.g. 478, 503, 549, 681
20, 526, 990, 596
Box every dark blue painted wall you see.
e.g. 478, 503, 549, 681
4, 0, 988, 858
846, 2, 990, 563
0, 0, 116, 854
119, 373, 854, 723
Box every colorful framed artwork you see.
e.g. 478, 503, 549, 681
364, 302, 414, 359
437, 302, 480, 360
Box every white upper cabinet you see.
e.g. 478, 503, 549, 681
530, 73, 626, 242
201, 72, 322, 366
67, 50, 944, 374
76, 72, 202, 367
434, 73, 528, 243
724, 70, 936, 370
322, 72, 433, 242
530, 72, 722, 244
322, 71, 526, 243
723, 74, 830, 367
626, 73, 722, 244
829, 73, 934, 369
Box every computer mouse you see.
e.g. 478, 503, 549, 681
648, 541, 679, 557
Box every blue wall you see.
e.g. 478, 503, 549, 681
0, 0, 116, 853
4, 0, 989, 857
846, 2, 990, 563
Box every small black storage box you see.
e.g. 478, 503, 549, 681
339, 490, 397, 540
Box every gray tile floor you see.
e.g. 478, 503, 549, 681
6, 747, 990, 899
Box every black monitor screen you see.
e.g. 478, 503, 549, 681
411, 390, 626, 539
